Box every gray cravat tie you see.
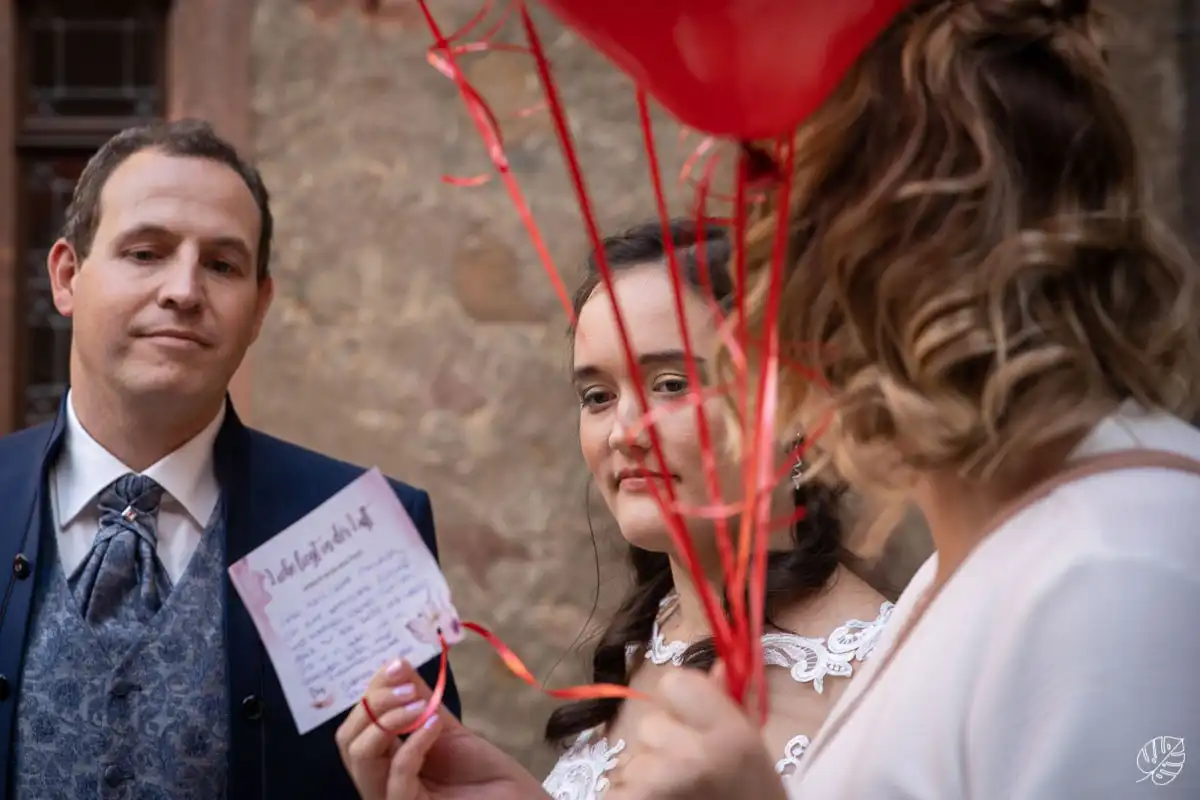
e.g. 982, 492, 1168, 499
68, 473, 172, 624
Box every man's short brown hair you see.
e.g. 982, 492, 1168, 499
62, 118, 273, 280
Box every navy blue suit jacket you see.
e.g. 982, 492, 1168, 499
0, 399, 460, 799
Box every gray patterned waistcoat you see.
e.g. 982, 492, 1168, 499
14, 502, 230, 800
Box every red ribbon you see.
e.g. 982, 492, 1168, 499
362, 623, 646, 737
408, 0, 828, 724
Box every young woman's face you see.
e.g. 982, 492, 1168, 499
572, 265, 743, 551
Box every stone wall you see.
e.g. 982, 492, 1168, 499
248, 0, 1185, 773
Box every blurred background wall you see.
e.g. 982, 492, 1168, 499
0, 0, 1192, 774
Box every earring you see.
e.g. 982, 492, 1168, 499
789, 437, 808, 491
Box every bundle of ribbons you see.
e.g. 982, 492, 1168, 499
369, 0, 915, 735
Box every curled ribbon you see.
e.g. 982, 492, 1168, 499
361, 623, 646, 737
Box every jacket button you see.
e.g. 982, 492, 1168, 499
0, 675, 9, 702
12, 554, 30, 579
103, 765, 127, 787
241, 694, 264, 720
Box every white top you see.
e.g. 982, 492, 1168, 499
542, 602, 894, 799
790, 404, 1200, 799
49, 391, 224, 582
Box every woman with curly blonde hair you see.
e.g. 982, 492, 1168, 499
602, 1, 1200, 799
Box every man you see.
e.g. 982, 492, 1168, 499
0, 119, 459, 799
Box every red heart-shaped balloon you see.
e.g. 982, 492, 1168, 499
537, 0, 913, 139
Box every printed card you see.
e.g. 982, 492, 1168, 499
228, 467, 463, 734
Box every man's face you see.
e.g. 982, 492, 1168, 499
49, 149, 273, 410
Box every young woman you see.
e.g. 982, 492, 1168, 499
335, 219, 893, 799
602, 2, 1200, 799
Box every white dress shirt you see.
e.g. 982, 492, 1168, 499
50, 392, 224, 583
788, 403, 1200, 799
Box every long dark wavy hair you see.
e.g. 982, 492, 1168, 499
544, 218, 856, 746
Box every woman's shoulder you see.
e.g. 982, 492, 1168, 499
992, 457, 1200, 588
1010, 411, 1200, 554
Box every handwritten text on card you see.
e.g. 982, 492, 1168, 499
228, 468, 462, 734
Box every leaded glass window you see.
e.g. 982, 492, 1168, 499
15, 0, 167, 428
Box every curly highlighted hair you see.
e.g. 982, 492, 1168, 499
737, 0, 1200, 533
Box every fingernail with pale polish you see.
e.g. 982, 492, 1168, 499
423, 714, 438, 730
403, 700, 427, 714
392, 683, 415, 699
386, 659, 407, 677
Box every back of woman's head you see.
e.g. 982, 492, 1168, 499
743, 0, 1200, 504
546, 218, 848, 746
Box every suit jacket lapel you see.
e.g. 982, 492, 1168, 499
0, 398, 68, 795
213, 399, 258, 562
213, 398, 270, 794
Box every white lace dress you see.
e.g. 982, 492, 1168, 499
541, 601, 894, 800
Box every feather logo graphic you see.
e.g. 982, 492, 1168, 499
1136, 736, 1186, 786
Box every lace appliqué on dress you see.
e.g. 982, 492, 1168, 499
624, 594, 689, 666
630, 597, 894, 681
643, 624, 690, 665
761, 601, 894, 693
543, 728, 813, 799
774, 734, 811, 777
551, 603, 894, 798
543, 729, 626, 800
